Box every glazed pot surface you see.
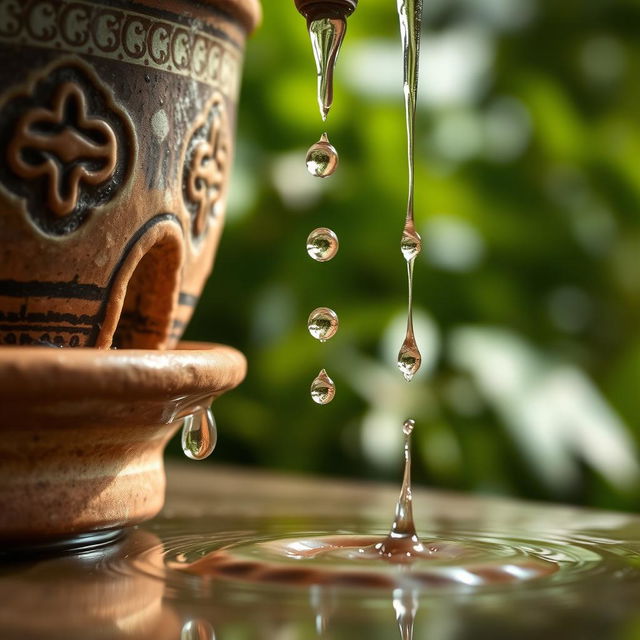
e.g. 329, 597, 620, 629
0, 0, 259, 349
0, 341, 246, 541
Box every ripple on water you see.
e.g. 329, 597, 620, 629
119, 522, 634, 595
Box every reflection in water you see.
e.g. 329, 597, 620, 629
166, 422, 564, 588
393, 588, 418, 640
310, 584, 333, 636
3, 508, 640, 638
5, 462, 640, 639
181, 619, 215, 640
0, 530, 180, 640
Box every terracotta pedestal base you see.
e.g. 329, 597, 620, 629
0, 342, 246, 543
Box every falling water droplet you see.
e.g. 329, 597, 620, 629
308, 16, 347, 121
397, 336, 421, 382
396, 0, 424, 383
403, 418, 415, 435
401, 222, 422, 262
181, 407, 217, 460
181, 619, 216, 640
310, 368, 336, 405
308, 307, 339, 342
306, 132, 338, 177
306, 227, 339, 262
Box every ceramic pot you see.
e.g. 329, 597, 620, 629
0, 0, 260, 349
0, 341, 246, 542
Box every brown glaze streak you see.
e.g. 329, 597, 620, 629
8, 82, 117, 218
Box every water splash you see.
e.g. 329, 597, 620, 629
375, 419, 426, 559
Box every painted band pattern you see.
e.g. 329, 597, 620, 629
0, 0, 242, 99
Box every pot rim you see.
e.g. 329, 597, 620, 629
208, 0, 262, 33
0, 341, 246, 400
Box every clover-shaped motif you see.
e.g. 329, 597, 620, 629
7, 82, 117, 218
184, 95, 229, 238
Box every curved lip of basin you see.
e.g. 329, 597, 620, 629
204, 0, 262, 33
0, 341, 247, 401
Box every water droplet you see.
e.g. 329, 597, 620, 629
403, 419, 415, 435
306, 133, 338, 177
397, 338, 421, 382
181, 619, 216, 640
401, 224, 422, 262
307, 227, 339, 262
308, 307, 339, 342
308, 17, 347, 121
181, 407, 217, 460
310, 368, 336, 404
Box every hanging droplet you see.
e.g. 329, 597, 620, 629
401, 223, 422, 262
308, 16, 347, 121
181, 407, 217, 460
397, 337, 421, 382
310, 368, 336, 405
306, 133, 338, 177
308, 307, 339, 342
307, 227, 339, 262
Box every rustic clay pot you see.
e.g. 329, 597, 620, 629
0, 0, 260, 542
0, 341, 246, 541
0, 0, 260, 349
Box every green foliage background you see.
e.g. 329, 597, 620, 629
180, 0, 640, 510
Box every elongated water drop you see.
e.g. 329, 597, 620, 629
308, 16, 347, 121
307, 227, 339, 262
398, 250, 422, 381
181, 407, 217, 460
308, 307, 339, 341
396, 0, 424, 382
306, 132, 338, 177
401, 221, 422, 262
398, 335, 421, 382
310, 368, 336, 404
